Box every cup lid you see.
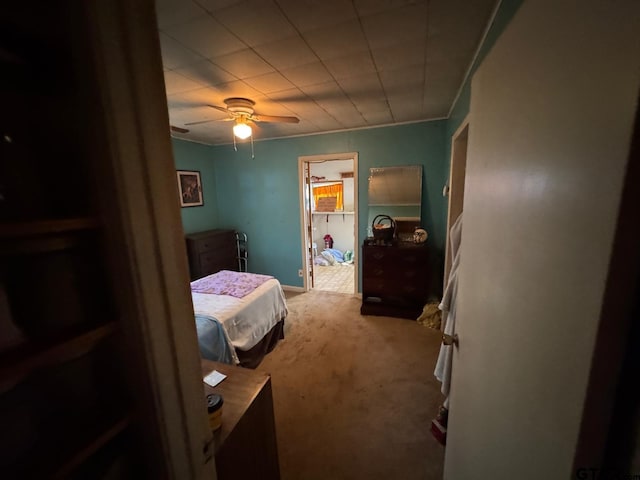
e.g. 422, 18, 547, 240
206, 393, 223, 413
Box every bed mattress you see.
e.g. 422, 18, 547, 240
191, 278, 288, 351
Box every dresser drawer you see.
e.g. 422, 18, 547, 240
199, 252, 235, 275
361, 243, 430, 319
186, 229, 238, 279
195, 232, 235, 254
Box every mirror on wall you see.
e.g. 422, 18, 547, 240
367, 165, 422, 239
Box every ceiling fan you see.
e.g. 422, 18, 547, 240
184, 97, 300, 139
170, 125, 189, 134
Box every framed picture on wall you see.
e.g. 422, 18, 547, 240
176, 170, 204, 207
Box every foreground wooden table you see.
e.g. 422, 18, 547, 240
201, 360, 280, 480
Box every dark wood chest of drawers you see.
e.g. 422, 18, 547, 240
185, 229, 237, 280
361, 243, 430, 319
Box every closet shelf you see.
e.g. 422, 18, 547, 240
0, 217, 100, 238
51, 414, 131, 479
9, 412, 131, 479
311, 211, 354, 215
0, 322, 117, 382
0, 217, 101, 255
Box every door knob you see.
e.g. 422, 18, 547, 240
442, 333, 458, 346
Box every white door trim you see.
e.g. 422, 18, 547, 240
298, 152, 359, 293
84, 1, 216, 477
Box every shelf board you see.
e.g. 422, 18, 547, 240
8, 412, 132, 479
312, 211, 355, 215
0, 217, 100, 238
52, 415, 131, 479
0, 322, 117, 382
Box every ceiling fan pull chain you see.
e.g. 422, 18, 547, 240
233, 134, 237, 152
250, 134, 255, 159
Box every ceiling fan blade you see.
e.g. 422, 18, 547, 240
184, 119, 217, 126
170, 125, 189, 133
207, 104, 231, 114
251, 113, 300, 124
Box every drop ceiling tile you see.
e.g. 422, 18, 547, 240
211, 49, 275, 79
371, 41, 426, 72
163, 16, 246, 59
387, 92, 425, 121
304, 19, 369, 60
277, 0, 358, 32
159, 33, 205, 69
361, 110, 394, 124
353, 0, 427, 17
156, 0, 207, 29
361, 3, 428, 50
163, 71, 206, 95
209, 79, 263, 99
212, 0, 297, 46
308, 115, 344, 131
337, 73, 384, 101
243, 72, 295, 94
195, 0, 246, 13
324, 53, 376, 80
299, 81, 346, 103
253, 36, 318, 71
266, 87, 307, 103
379, 65, 425, 96
279, 62, 334, 87
173, 59, 238, 87
353, 98, 390, 115
166, 87, 221, 109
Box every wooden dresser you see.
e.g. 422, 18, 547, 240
185, 229, 238, 280
360, 242, 430, 319
201, 360, 280, 480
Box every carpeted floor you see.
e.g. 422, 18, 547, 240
256, 290, 446, 480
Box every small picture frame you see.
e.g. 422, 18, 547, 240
176, 170, 204, 207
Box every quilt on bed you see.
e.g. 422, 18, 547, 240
191, 272, 288, 364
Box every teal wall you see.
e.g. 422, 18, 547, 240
210, 121, 447, 289
172, 138, 218, 234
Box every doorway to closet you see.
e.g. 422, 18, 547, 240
298, 153, 358, 294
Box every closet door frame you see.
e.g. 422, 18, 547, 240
82, 1, 216, 478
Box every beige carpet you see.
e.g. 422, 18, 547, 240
256, 290, 446, 480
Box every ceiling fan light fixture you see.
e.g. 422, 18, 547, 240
233, 121, 252, 139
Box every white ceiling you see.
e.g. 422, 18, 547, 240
157, 0, 497, 145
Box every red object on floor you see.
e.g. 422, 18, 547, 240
431, 418, 447, 445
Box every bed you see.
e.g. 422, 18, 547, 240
191, 270, 288, 368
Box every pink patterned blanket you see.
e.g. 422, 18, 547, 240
190, 270, 274, 298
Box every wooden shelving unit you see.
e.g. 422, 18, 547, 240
51, 415, 131, 479
0, 217, 100, 238
0, 322, 117, 382
0, 4, 140, 477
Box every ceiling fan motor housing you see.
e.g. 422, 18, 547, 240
225, 97, 255, 116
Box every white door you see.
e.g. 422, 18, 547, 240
443, 1, 640, 478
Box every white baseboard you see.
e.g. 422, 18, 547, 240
281, 285, 306, 293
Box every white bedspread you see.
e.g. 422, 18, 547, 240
191, 278, 288, 351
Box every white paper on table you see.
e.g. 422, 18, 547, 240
203, 370, 227, 387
